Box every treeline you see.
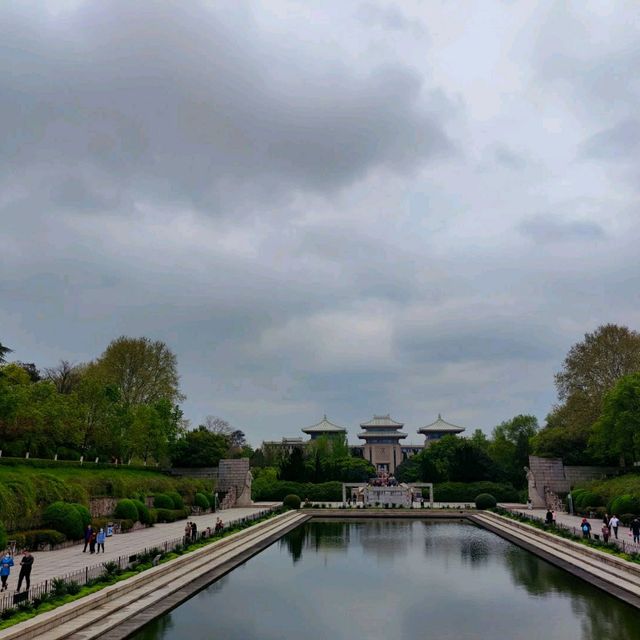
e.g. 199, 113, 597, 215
0, 337, 248, 467
395, 414, 538, 489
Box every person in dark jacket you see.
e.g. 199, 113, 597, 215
89, 529, 97, 554
630, 518, 640, 544
190, 521, 197, 541
545, 509, 554, 525
17, 552, 34, 591
581, 518, 591, 539
83, 525, 93, 553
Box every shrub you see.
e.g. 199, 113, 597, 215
114, 499, 139, 521
610, 495, 640, 516
475, 493, 497, 510
434, 482, 519, 503
69, 503, 92, 528
42, 502, 84, 540
116, 518, 135, 532
0, 522, 6, 551
283, 494, 301, 509
155, 508, 176, 523
66, 581, 81, 595
166, 491, 184, 510
574, 491, 603, 510
194, 492, 210, 510
102, 561, 120, 578
154, 493, 174, 509
132, 499, 152, 525
620, 513, 637, 525
51, 578, 69, 597
17, 529, 66, 550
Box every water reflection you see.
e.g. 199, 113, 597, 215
133, 520, 640, 640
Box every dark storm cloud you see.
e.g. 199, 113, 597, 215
0, 0, 452, 216
519, 215, 606, 244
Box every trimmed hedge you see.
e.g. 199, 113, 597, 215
253, 480, 343, 502
69, 503, 92, 528
154, 508, 189, 523
113, 499, 139, 521
283, 494, 301, 509
610, 495, 640, 516
194, 493, 210, 510
166, 491, 184, 510
132, 499, 152, 525
154, 493, 174, 509
42, 502, 84, 540
475, 493, 497, 509
433, 482, 521, 503
14, 529, 66, 550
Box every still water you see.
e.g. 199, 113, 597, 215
133, 519, 639, 640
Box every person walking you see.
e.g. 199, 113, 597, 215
630, 517, 640, 544
89, 529, 97, 554
601, 523, 610, 543
0, 551, 14, 592
609, 515, 620, 540
83, 525, 93, 553
17, 552, 34, 591
603, 513, 610, 526
184, 522, 191, 543
96, 528, 106, 554
581, 518, 592, 539
545, 509, 553, 526
190, 521, 197, 542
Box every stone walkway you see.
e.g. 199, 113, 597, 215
506, 505, 640, 553
7, 504, 275, 591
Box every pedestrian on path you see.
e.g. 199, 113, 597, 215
0, 551, 14, 592
96, 528, 106, 554
89, 529, 97, 554
184, 522, 191, 543
609, 515, 620, 540
17, 551, 33, 591
581, 518, 591, 539
83, 525, 93, 553
601, 523, 610, 543
545, 509, 553, 526
630, 517, 640, 544
190, 521, 197, 542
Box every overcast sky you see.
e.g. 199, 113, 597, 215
2, 1, 640, 445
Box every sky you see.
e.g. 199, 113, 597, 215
2, 1, 640, 446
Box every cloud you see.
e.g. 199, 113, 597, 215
519, 215, 606, 244
581, 120, 640, 161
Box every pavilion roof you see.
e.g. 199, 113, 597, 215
418, 414, 466, 434
360, 414, 404, 428
302, 415, 347, 434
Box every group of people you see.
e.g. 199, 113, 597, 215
184, 521, 198, 542
0, 550, 34, 592
370, 473, 398, 487
82, 525, 106, 554
580, 513, 623, 542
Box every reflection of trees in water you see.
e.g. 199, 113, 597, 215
421, 521, 493, 567
354, 520, 412, 557
280, 521, 350, 562
132, 614, 175, 639
504, 547, 640, 639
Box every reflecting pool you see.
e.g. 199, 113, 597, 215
132, 520, 640, 639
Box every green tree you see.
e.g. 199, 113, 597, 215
489, 415, 538, 487
171, 426, 228, 467
590, 373, 640, 466
0, 342, 13, 364
96, 336, 184, 406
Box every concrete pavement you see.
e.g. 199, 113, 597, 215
8, 504, 276, 590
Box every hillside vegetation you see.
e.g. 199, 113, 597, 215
0, 461, 211, 531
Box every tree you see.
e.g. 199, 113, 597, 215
15, 362, 40, 382
0, 342, 13, 364
590, 373, 640, 466
171, 426, 228, 467
489, 415, 538, 487
555, 324, 640, 430
279, 446, 308, 482
96, 336, 183, 406
44, 360, 82, 394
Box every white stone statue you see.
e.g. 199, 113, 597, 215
236, 469, 253, 507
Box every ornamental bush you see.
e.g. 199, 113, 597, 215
132, 499, 152, 525
155, 508, 176, 523
113, 499, 139, 521
610, 495, 640, 516
475, 493, 497, 510
43, 502, 84, 540
574, 491, 603, 510
69, 503, 92, 528
154, 494, 174, 509
15, 529, 66, 551
194, 492, 210, 510
166, 491, 184, 510
283, 494, 301, 510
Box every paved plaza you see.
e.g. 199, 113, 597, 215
8, 505, 274, 591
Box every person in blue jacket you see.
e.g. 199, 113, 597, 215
96, 528, 106, 554
0, 552, 14, 592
